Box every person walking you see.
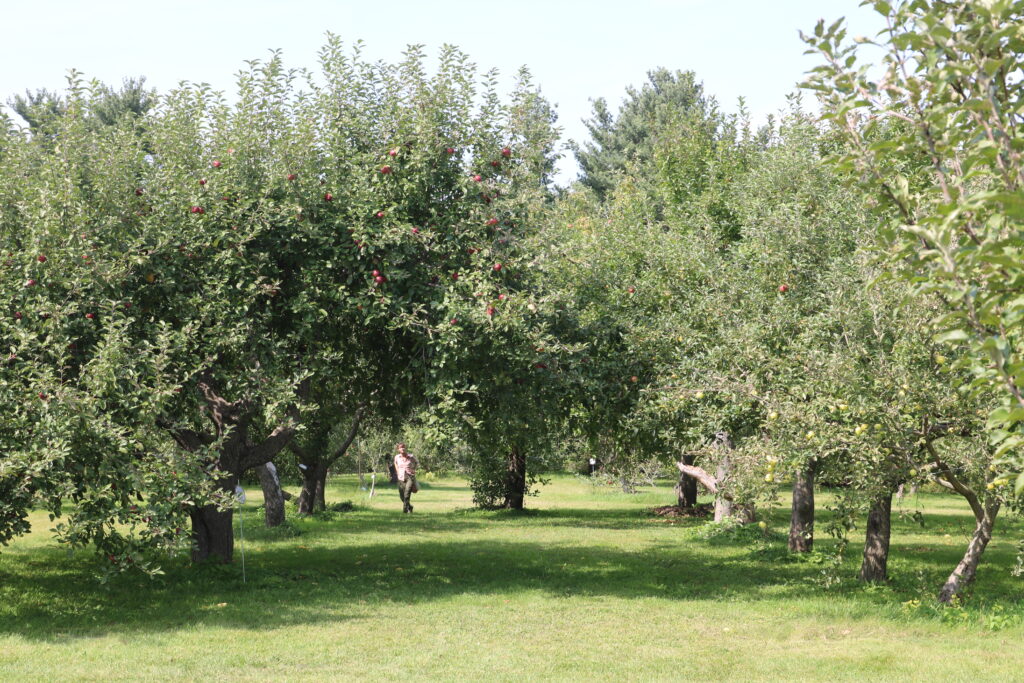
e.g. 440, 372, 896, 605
393, 443, 419, 513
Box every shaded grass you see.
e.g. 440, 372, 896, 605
0, 475, 1022, 681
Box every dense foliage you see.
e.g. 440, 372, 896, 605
0, 0, 1020, 604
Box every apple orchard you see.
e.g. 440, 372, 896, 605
2, 1, 1024, 606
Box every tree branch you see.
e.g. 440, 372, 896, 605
676, 462, 720, 496
926, 442, 984, 521
238, 378, 311, 472
326, 402, 367, 468
158, 417, 214, 452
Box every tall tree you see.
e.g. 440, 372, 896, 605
570, 68, 708, 198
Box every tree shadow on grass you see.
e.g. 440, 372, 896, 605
3, 497, 1021, 642
0, 529, 821, 642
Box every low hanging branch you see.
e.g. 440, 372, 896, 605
676, 461, 720, 496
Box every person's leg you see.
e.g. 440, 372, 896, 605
407, 475, 417, 512
399, 479, 411, 512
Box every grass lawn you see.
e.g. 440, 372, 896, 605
1, 474, 1022, 681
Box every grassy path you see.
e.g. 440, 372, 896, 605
1, 475, 1022, 681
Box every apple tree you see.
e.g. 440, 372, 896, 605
804, 0, 1024, 601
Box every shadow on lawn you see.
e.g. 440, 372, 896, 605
0, 524, 810, 641
3, 499, 1021, 641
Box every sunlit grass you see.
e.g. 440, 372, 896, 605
1, 475, 1022, 681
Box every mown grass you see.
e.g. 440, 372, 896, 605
1, 474, 1022, 681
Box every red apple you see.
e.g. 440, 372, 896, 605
486, 306, 496, 317
627, 286, 635, 294
376, 211, 385, 218
198, 178, 206, 186
490, 160, 500, 167
381, 165, 392, 174
486, 218, 499, 226
452, 273, 460, 280
324, 192, 333, 201
13, 312, 22, 320
498, 293, 506, 301
85, 313, 95, 319
134, 188, 144, 196
473, 175, 483, 182
38, 393, 47, 400
372, 269, 381, 277
212, 160, 222, 168
25, 279, 36, 287
501, 147, 511, 157
389, 148, 398, 157
37, 254, 46, 263
492, 263, 502, 272
123, 302, 132, 309
287, 173, 298, 181
450, 318, 458, 324
778, 284, 789, 293
411, 227, 420, 234
446, 147, 455, 155
374, 275, 386, 284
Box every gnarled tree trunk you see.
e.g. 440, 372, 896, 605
167, 376, 307, 564
788, 459, 818, 553
258, 462, 286, 528
859, 491, 892, 583
503, 448, 526, 510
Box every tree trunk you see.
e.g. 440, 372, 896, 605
676, 454, 697, 509
859, 491, 893, 583
503, 448, 526, 510
257, 462, 286, 528
298, 463, 328, 515
316, 470, 327, 510
713, 457, 733, 522
190, 475, 238, 563
788, 459, 817, 553
938, 502, 999, 603
711, 432, 751, 522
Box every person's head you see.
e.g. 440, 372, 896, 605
396, 442, 406, 455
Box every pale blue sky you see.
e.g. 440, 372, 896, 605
0, 1, 884, 183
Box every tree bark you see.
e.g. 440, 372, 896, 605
190, 474, 238, 563
503, 448, 526, 510
713, 456, 733, 522
298, 463, 328, 515
938, 502, 999, 603
257, 462, 285, 528
788, 459, 817, 553
676, 454, 698, 509
859, 491, 893, 583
